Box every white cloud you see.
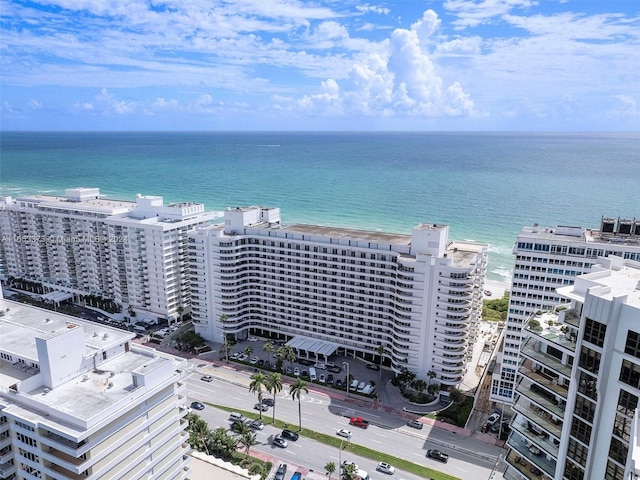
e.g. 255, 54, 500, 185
611, 95, 638, 117
444, 0, 539, 29
28, 99, 43, 110
291, 10, 475, 118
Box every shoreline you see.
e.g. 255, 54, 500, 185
483, 279, 510, 299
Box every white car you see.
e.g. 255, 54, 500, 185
294, 367, 300, 376
336, 429, 352, 438
249, 356, 259, 364
377, 462, 395, 474
248, 336, 258, 342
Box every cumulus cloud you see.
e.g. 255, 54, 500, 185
293, 9, 475, 118
611, 95, 638, 117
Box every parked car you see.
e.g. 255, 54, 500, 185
366, 364, 380, 370
407, 419, 424, 429
200, 375, 213, 382
327, 374, 334, 384
248, 336, 258, 342
275, 463, 288, 480
335, 379, 343, 387
190, 401, 205, 411
281, 429, 299, 441
336, 429, 352, 438
377, 462, 395, 474
294, 367, 300, 376
231, 352, 240, 359
487, 412, 501, 425
319, 374, 326, 383
250, 356, 259, 364
272, 437, 288, 448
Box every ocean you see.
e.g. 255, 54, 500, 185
1, 131, 639, 284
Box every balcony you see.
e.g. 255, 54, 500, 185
520, 338, 572, 378
515, 381, 566, 418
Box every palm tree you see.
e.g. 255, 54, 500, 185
244, 345, 253, 358
187, 414, 211, 455
249, 372, 267, 419
265, 372, 283, 423
325, 462, 336, 480
413, 379, 428, 401
222, 337, 232, 363
289, 377, 309, 431
376, 344, 385, 390
263, 341, 275, 361
342, 462, 358, 480
237, 430, 258, 461
427, 369, 437, 388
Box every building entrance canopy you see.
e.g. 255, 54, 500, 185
286, 336, 339, 362
41, 291, 73, 303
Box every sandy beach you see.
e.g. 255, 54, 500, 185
483, 279, 510, 299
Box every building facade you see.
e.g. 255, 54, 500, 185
504, 256, 640, 480
491, 218, 640, 405
0, 188, 215, 323
0, 290, 190, 480
189, 206, 488, 384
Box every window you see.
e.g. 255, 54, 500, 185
570, 417, 592, 445
625, 330, 640, 359
617, 390, 638, 417
567, 438, 589, 467
620, 359, 640, 390
583, 318, 606, 347
574, 396, 596, 423
578, 346, 601, 374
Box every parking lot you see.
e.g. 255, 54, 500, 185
225, 336, 392, 400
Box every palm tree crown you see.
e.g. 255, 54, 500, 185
249, 372, 267, 419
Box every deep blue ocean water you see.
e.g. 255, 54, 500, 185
1, 131, 639, 283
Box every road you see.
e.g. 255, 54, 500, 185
186, 363, 505, 480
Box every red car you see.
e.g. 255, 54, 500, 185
349, 417, 370, 429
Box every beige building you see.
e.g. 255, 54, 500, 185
0, 289, 190, 479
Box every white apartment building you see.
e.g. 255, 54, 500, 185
0, 188, 216, 323
504, 256, 640, 480
0, 290, 190, 480
491, 218, 640, 405
188, 206, 488, 384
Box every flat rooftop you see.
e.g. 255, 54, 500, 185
15, 193, 134, 215
0, 298, 182, 431
285, 223, 412, 245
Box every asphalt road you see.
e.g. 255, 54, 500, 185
186, 365, 505, 480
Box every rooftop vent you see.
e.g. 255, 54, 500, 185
43, 388, 50, 395
102, 333, 109, 340
93, 332, 98, 337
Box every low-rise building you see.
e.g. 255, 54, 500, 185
0, 289, 190, 479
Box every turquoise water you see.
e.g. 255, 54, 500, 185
1, 131, 639, 283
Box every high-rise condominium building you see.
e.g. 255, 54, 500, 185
0, 290, 190, 480
491, 217, 640, 405
188, 206, 488, 384
504, 256, 640, 480
0, 188, 215, 322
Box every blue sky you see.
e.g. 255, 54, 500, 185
1, 0, 639, 131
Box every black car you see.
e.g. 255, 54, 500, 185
190, 401, 205, 411
366, 364, 380, 370
262, 398, 275, 407
327, 374, 334, 384
275, 464, 288, 480
336, 379, 343, 387
281, 429, 299, 441
407, 419, 424, 430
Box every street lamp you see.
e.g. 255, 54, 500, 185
338, 437, 349, 477
343, 361, 350, 398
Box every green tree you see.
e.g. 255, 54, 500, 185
222, 337, 232, 363
342, 462, 357, 480
209, 426, 237, 460
244, 345, 253, 358
376, 344, 385, 390
413, 379, 428, 401
289, 377, 309, 431
237, 430, 258, 461
449, 387, 466, 405
249, 372, 267, 419
278, 345, 297, 371
427, 369, 437, 389
265, 372, 283, 423
325, 461, 336, 479
186, 413, 210, 455
263, 341, 275, 361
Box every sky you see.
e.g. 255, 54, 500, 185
1, 0, 639, 131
